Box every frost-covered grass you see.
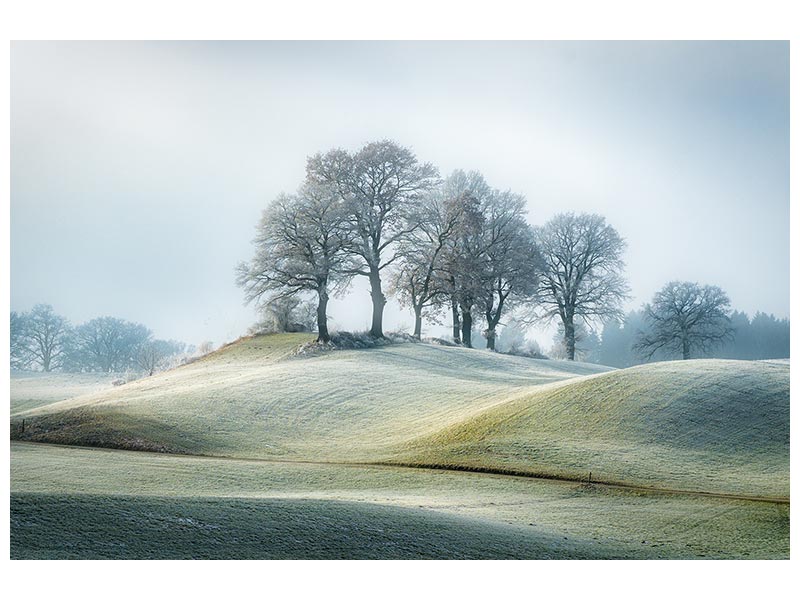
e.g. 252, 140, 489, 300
9, 335, 789, 499
398, 359, 790, 497
10, 371, 116, 415
10, 333, 609, 460
10, 442, 789, 559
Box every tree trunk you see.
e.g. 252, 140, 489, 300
413, 305, 423, 339
317, 289, 330, 343
451, 301, 461, 343
461, 308, 473, 348
485, 327, 496, 350
682, 336, 690, 360
368, 267, 385, 338
564, 316, 576, 361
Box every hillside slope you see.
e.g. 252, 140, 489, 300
396, 360, 790, 497
10, 335, 788, 498
10, 334, 609, 461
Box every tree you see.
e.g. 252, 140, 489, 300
306, 140, 439, 338
534, 213, 629, 360
136, 339, 185, 376
549, 321, 600, 362
436, 171, 493, 345
10, 311, 30, 369
634, 281, 734, 360
249, 296, 317, 334
21, 304, 72, 372
237, 183, 353, 343
74, 317, 151, 372
494, 318, 529, 354
391, 185, 460, 338
477, 191, 540, 350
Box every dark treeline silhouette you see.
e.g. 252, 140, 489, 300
10, 304, 190, 374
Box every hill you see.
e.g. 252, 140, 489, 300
397, 359, 789, 497
10, 334, 609, 460
10, 334, 788, 498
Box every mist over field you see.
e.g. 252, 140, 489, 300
10, 41, 789, 348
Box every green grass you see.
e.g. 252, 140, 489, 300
11, 442, 789, 559
10, 336, 789, 498
396, 359, 790, 498
10, 371, 115, 415
9, 335, 790, 558
10, 334, 610, 460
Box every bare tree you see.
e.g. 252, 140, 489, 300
478, 191, 541, 350
444, 191, 487, 348
74, 317, 151, 372
10, 311, 31, 369
391, 187, 459, 338
136, 339, 185, 376
533, 213, 629, 360
306, 140, 438, 338
22, 304, 72, 372
634, 281, 734, 360
237, 182, 353, 343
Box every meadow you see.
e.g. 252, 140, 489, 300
9, 334, 790, 559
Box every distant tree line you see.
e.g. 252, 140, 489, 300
10, 304, 194, 374
238, 139, 629, 359
530, 280, 788, 365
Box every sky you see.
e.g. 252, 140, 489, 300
10, 41, 790, 349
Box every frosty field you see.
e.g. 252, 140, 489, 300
9, 333, 790, 559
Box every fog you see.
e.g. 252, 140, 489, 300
10, 41, 789, 348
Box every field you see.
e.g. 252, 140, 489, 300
9, 334, 790, 559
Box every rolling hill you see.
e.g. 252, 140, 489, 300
396, 359, 790, 497
10, 333, 789, 498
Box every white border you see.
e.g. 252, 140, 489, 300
2, 1, 796, 598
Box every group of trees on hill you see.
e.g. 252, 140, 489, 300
10, 304, 192, 374
237, 139, 630, 359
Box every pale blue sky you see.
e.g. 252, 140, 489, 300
10, 41, 789, 347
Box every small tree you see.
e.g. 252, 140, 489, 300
634, 281, 734, 360
237, 182, 353, 343
534, 213, 629, 360
136, 339, 185, 376
249, 296, 317, 334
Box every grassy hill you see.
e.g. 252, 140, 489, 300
10, 334, 789, 498
396, 360, 790, 497
10, 333, 609, 459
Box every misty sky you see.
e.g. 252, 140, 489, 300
10, 41, 789, 348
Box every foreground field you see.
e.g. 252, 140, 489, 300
10, 442, 789, 559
